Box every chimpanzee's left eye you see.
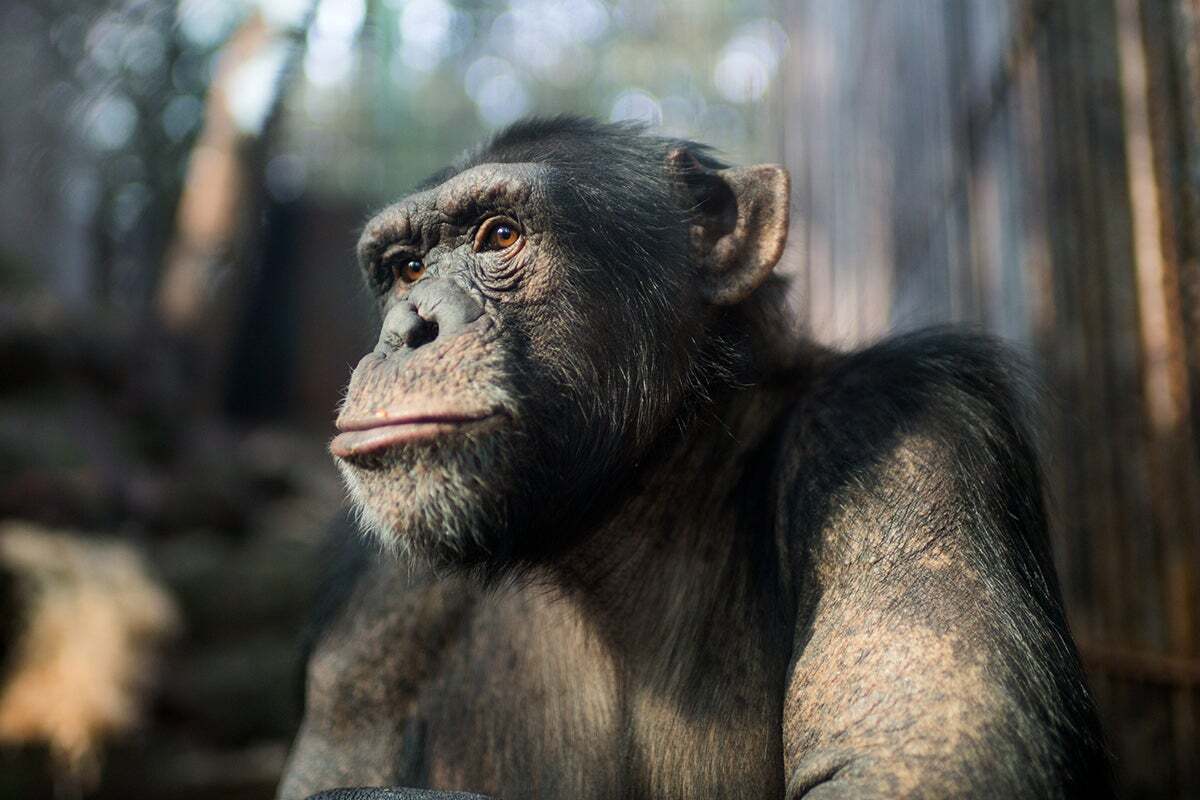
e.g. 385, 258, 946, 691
476, 217, 522, 251
394, 258, 426, 284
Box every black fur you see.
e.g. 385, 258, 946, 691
283, 118, 1111, 800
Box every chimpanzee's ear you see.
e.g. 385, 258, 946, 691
667, 147, 790, 305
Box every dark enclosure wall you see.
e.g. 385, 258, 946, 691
777, 1, 1200, 796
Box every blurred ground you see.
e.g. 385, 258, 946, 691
0, 298, 343, 799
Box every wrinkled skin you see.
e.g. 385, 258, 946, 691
280, 119, 1111, 800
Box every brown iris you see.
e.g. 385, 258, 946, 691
393, 258, 426, 284
477, 217, 522, 251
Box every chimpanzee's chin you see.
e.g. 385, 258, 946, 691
335, 443, 518, 567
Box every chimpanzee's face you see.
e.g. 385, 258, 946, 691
331, 160, 703, 567
329, 118, 790, 568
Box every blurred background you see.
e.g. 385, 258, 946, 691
0, 0, 1197, 797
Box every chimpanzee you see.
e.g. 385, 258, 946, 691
278, 117, 1111, 799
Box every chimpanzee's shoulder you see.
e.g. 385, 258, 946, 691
796, 326, 1037, 443
771, 329, 1055, 605
778, 327, 1043, 501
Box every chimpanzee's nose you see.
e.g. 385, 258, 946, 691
376, 278, 484, 355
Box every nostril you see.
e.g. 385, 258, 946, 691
404, 316, 439, 349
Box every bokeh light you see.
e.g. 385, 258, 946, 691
162, 94, 205, 142
177, 0, 242, 48
610, 88, 662, 126
86, 92, 139, 151
304, 0, 366, 88
712, 18, 788, 104
231, 43, 290, 133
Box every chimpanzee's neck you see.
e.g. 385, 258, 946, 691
545, 379, 801, 672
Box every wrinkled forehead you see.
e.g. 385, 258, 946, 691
359, 162, 550, 249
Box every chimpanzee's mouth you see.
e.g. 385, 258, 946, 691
330, 411, 504, 459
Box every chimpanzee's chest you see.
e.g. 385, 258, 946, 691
285, 549, 789, 800
396, 582, 786, 800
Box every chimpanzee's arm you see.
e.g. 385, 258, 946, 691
779, 333, 1111, 798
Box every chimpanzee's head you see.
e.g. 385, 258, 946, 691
331, 117, 789, 568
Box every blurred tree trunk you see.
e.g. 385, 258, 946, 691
156, 10, 310, 416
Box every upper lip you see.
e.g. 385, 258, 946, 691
335, 409, 497, 432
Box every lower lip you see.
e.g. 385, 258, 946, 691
329, 418, 497, 458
